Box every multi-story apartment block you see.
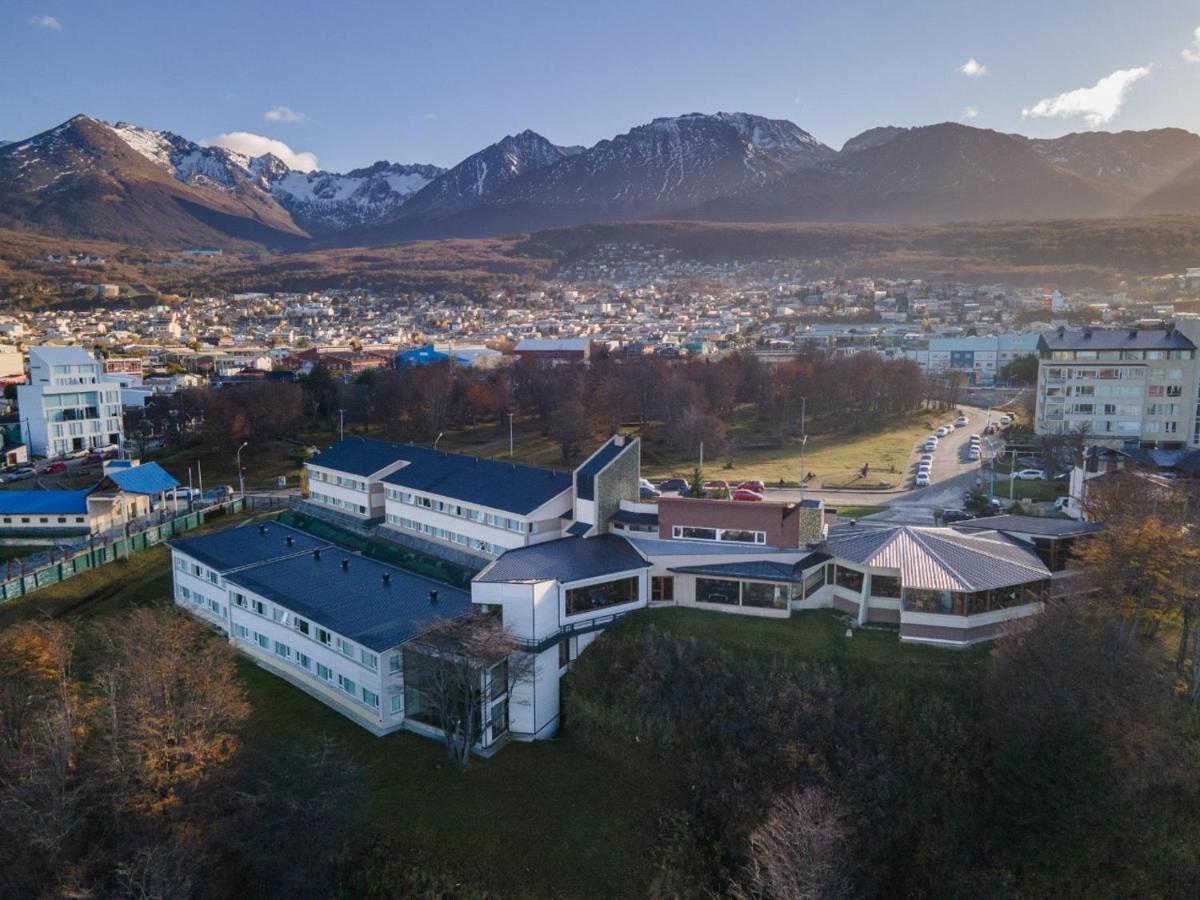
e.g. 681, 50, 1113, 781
17, 346, 124, 458
1035, 319, 1200, 449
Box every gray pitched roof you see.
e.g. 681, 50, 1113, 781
823, 524, 1049, 592
1037, 327, 1196, 352
225, 550, 471, 652
475, 535, 648, 584
955, 515, 1102, 538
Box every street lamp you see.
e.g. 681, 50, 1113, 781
236, 442, 248, 499
434, 432, 444, 451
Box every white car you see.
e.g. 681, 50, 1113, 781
924, 441, 938, 452
969, 434, 982, 444
967, 448, 981, 461
914, 472, 931, 486
1013, 468, 1045, 480
955, 416, 968, 427
919, 453, 934, 463
936, 426, 950, 437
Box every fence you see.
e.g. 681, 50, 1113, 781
0, 497, 249, 604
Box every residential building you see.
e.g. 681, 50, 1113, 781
1035, 320, 1200, 449
17, 347, 124, 458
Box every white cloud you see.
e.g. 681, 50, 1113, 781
961, 106, 979, 121
958, 58, 988, 78
264, 106, 305, 123
202, 132, 319, 171
29, 15, 62, 30
1021, 66, 1151, 128
424, 112, 438, 121
1183, 26, 1200, 63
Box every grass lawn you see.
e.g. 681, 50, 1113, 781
830, 505, 887, 519
146, 431, 338, 490
624, 607, 988, 696
240, 663, 677, 898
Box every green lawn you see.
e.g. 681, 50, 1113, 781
830, 505, 887, 519
146, 430, 342, 490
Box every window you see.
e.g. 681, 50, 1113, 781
490, 700, 508, 738
559, 638, 572, 668
801, 565, 826, 599
272, 606, 287, 623
362, 688, 380, 709
564, 576, 639, 616
255, 632, 270, 649
741, 581, 788, 610
335, 637, 355, 658
234, 623, 249, 640
390, 694, 403, 715
296, 652, 310, 670
273, 641, 291, 659
337, 674, 356, 696
490, 660, 508, 701
316, 663, 333, 683
317, 627, 331, 646
231, 592, 246, 608
208, 571, 219, 585
834, 566, 865, 593
361, 650, 378, 671
695, 577, 740, 606
870, 575, 902, 598
251, 599, 265, 615
295, 617, 309, 636
389, 653, 401, 674
651, 576, 675, 602
674, 525, 718, 541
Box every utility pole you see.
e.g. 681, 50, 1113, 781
799, 395, 807, 496
699, 441, 704, 471
197, 459, 203, 500
237, 441, 248, 499
507, 412, 514, 458
1008, 448, 1016, 503
338, 408, 345, 441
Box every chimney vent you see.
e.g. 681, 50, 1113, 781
1083, 328, 1092, 339
285, 535, 293, 546
341, 558, 349, 571
428, 589, 438, 605
313, 548, 321, 560
258, 524, 267, 535
1129, 328, 1138, 339
382, 572, 391, 585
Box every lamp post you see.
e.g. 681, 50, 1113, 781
236, 442, 248, 499
507, 412, 515, 458
434, 432, 444, 451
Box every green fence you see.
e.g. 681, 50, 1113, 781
0, 498, 247, 604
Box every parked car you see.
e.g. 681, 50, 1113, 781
657, 478, 688, 493
86, 445, 119, 463
736, 480, 765, 493
640, 486, 662, 500
914, 472, 931, 487
924, 440, 938, 452
989, 497, 1007, 511
3, 466, 36, 482
702, 480, 728, 490
730, 489, 764, 502
167, 487, 198, 502
638, 478, 657, 493
969, 433, 981, 443
40, 461, 68, 474
919, 453, 934, 463
935, 426, 950, 437
967, 448, 981, 461
64, 448, 90, 460
942, 508, 973, 523
203, 485, 234, 503
955, 415, 968, 427
1014, 468, 1046, 480
1054, 496, 1071, 511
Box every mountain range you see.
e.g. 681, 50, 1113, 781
2, 112, 1199, 250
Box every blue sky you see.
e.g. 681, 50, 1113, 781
3, 0, 1200, 172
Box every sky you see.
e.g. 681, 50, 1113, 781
3, 0, 1200, 173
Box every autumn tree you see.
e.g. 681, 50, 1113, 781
738, 787, 849, 900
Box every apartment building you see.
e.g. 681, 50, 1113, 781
17, 346, 124, 458
1035, 319, 1200, 449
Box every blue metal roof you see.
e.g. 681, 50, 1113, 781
381, 447, 571, 516
396, 344, 449, 367
307, 437, 411, 478
167, 521, 331, 572
1037, 327, 1196, 352
225, 551, 471, 652
476, 535, 648, 584
624, 536, 802, 557
0, 489, 90, 515
566, 521, 591, 536
611, 509, 658, 526
575, 438, 627, 479
669, 553, 831, 583
105, 462, 179, 495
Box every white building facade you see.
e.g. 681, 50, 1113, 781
17, 347, 124, 458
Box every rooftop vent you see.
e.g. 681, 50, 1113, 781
1083, 328, 1093, 339
1057, 325, 1066, 337
1129, 329, 1138, 338
285, 535, 293, 546
382, 572, 391, 586
428, 589, 438, 605
341, 558, 349, 571
313, 548, 321, 560
258, 524, 267, 535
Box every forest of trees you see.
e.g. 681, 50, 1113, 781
130, 351, 948, 466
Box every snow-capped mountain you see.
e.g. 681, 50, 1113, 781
110, 121, 444, 234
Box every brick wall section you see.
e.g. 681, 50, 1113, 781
656, 496, 807, 548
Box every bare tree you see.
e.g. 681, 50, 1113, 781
738, 786, 849, 900
404, 613, 534, 770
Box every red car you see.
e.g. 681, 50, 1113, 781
702, 479, 729, 490
40, 461, 67, 474
731, 489, 764, 502
736, 480, 765, 493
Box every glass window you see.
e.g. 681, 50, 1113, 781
273, 641, 290, 659
801, 566, 826, 599
564, 576, 639, 616
361, 650, 378, 671
742, 581, 787, 610
651, 576, 675, 602
389, 653, 401, 674
674, 525, 718, 541
317, 663, 333, 683
491, 700, 508, 739
559, 638, 571, 668
834, 566, 865, 592
362, 688, 380, 709
695, 577, 740, 606
337, 674, 356, 696
390, 694, 403, 715
870, 575, 902, 598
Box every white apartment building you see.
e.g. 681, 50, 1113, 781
17, 346, 124, 458
1035, 320, 1200, 449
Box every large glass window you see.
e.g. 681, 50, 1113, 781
834, 566, 865, 592
651, 576, 675, 602
742, 582, 788, 610
801, 566, 826, 599
903, 589, 966, 615
695, 578, 741, 606
565, 576, 639, 616
870, 575, 902, 598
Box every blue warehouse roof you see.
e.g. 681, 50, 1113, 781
225, 550, 472, 652
476, 535, 649, 584
307, 437, 412, 478
0, 489, 91, 516
105, 462, 179, 495
167, 521, 331, 572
